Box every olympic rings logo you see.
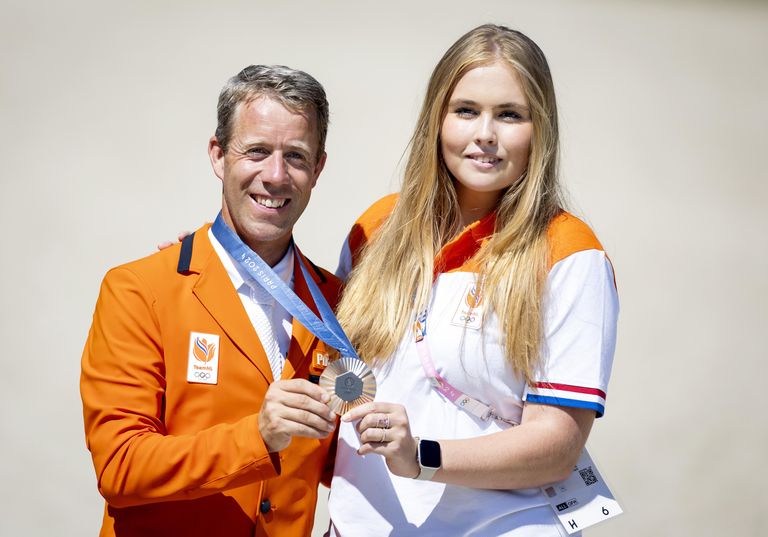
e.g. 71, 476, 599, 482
459, 314, 476, 323
194, 371, 212, 380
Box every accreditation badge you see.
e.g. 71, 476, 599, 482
319, 356, 376, 415
542, 448, 623, 533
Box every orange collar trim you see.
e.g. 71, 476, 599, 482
433, 211, 496, 277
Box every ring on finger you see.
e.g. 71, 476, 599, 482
378, 414, 390, 429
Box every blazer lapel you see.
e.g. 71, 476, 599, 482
190, 226, 274, 384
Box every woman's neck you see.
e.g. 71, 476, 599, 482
456, 186, 501, 227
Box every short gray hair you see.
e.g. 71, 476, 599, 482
215, 65, 329, 158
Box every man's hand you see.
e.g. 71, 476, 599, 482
258, 379, 337, 453
157, 231, 192, 251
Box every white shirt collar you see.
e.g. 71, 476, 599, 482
208, 228, 295, 303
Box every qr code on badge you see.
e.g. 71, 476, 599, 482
579, 466, 598, 486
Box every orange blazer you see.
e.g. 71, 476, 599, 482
81, 224, 342, 537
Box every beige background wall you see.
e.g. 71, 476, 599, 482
1, 0, 766, 535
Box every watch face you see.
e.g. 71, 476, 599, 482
419, 439, 442, 468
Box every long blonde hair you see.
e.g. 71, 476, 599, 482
337, 24, 562, 382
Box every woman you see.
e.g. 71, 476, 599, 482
328, 24, 618, 536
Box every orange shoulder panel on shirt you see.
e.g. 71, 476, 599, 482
347, 193, 399, 265
546, 212, 604, 269
347, 202, 604, 275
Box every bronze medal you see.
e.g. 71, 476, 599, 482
319, 356, 376, 415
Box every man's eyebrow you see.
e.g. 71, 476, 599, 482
237, 137, 269, 147
284, 142, 313, 156
239, 139, 312, 152
287, 139, 312, 149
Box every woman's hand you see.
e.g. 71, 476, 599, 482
342, 402, 420, 479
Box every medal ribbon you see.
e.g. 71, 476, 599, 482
211, 212, 360, 360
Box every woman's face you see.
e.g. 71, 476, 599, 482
440, 61, 533, 216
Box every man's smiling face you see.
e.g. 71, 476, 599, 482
209, 95, 326, 265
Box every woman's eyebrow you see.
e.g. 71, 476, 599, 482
448, 98, 529, 110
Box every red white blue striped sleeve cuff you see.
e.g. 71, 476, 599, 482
524, 382, 607, 417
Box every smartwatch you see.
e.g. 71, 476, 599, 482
415, 437, 441, 481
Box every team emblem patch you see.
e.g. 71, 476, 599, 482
187, 332, 220, 384
450, 282, 484, 330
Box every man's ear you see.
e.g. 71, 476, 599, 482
311, 151, 327, 187
208, 136, 225, 181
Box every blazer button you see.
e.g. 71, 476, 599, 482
260, 499, 271, 514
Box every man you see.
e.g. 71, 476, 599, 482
81, 65, 340, 537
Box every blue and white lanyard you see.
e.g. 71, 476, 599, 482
211, 212, 360, 360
